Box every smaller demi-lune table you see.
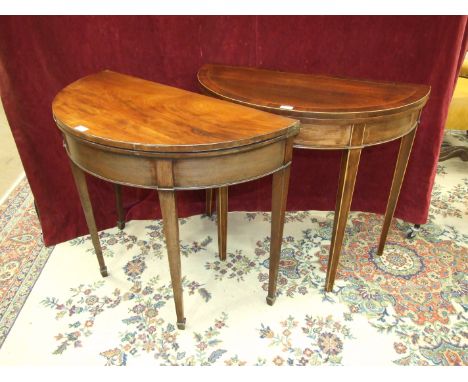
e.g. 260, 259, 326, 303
198, 64, 430, 292
52, 70, 299, 329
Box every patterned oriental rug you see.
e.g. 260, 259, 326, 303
0, 133, 466, 366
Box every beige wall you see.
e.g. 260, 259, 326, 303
0, 100, 24, 202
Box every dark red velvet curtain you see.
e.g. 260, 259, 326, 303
0, 16, 466, 246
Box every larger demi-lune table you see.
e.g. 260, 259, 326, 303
52, 70, 299, 329
198, 64, 430, 293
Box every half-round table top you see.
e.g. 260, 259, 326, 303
52, 70, 299, 153
197, 64, 431, 120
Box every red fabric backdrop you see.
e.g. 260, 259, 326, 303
0, 16, 467, 246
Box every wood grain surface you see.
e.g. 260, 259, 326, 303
53, 70, 299, 153
198, 64, 430, 120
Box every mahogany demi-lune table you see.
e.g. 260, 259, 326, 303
198, 64, 430, 293
52, 70, 299, 329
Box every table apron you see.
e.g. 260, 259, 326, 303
294, 109, 420, 149
63, 134, 288, 190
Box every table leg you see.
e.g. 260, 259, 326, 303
69, 160, 108, 277
205, 189, 214, 216
158, 190, 186, 330
114, 184, 125, 230
217, 186, 228, 261
377, 128, 417, 256
267, 165, 291, 305
325, 148, 362, 292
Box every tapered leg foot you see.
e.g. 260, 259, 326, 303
217, 187, 228, 261
266, 296, 276, 306
377, 129, 417, 256
100, 266, 109, 277
177, 318, 187, 330
117, 220, 125, 230
325, 148, 362, 292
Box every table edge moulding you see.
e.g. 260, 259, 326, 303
198, 64, 431, 293
52, 70, 300, 329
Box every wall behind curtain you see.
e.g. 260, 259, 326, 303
0, 16, 466, 246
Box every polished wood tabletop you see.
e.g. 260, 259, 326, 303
198, 64, 430, 120
198, 64, 430, 293
53, 70, 296, 153
53, 70, 299, 329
